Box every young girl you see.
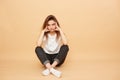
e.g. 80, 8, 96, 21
35, 15, 69, 78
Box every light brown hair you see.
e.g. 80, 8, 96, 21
42, 15, 60, 39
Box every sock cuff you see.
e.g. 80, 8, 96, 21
54, 58, 60, 64
43, 60, 50, 65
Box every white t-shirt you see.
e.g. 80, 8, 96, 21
43, 33, 61, 54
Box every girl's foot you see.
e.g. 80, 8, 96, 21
42, 69, 50, 76
50, 68, 61, 78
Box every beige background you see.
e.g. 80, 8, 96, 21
0, 0, 120, 80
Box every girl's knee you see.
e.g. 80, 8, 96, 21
61, 45, 69, 51
35, 46, 42, 53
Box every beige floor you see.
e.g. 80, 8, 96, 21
0, 49, 120, 80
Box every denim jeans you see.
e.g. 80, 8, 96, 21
35, 45, 69, 66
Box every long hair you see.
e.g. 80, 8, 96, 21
42, 15, 60, 39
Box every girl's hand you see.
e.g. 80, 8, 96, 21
43, 27, 49, 32
55, 23, 61, 31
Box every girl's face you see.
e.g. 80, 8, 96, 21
46, 20, 56, 32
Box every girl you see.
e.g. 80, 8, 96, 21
35, 15, 69, 78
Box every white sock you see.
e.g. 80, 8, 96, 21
42, 69, 50, 76
50, 68, 62, 78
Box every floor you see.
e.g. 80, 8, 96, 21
0, 49, 120, 80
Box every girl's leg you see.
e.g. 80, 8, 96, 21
51, 61, 58, 68
49, 45, 69, 77
35, 46, 52, 68
35, 46, 53, 75
53, 45, 69, 67
45, 54, 62, 78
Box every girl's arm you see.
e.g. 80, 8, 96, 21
56, 24, 68, 45
37, 30, 45, 47
59, 28, 68, 45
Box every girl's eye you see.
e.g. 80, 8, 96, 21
52, 23, 55, 26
